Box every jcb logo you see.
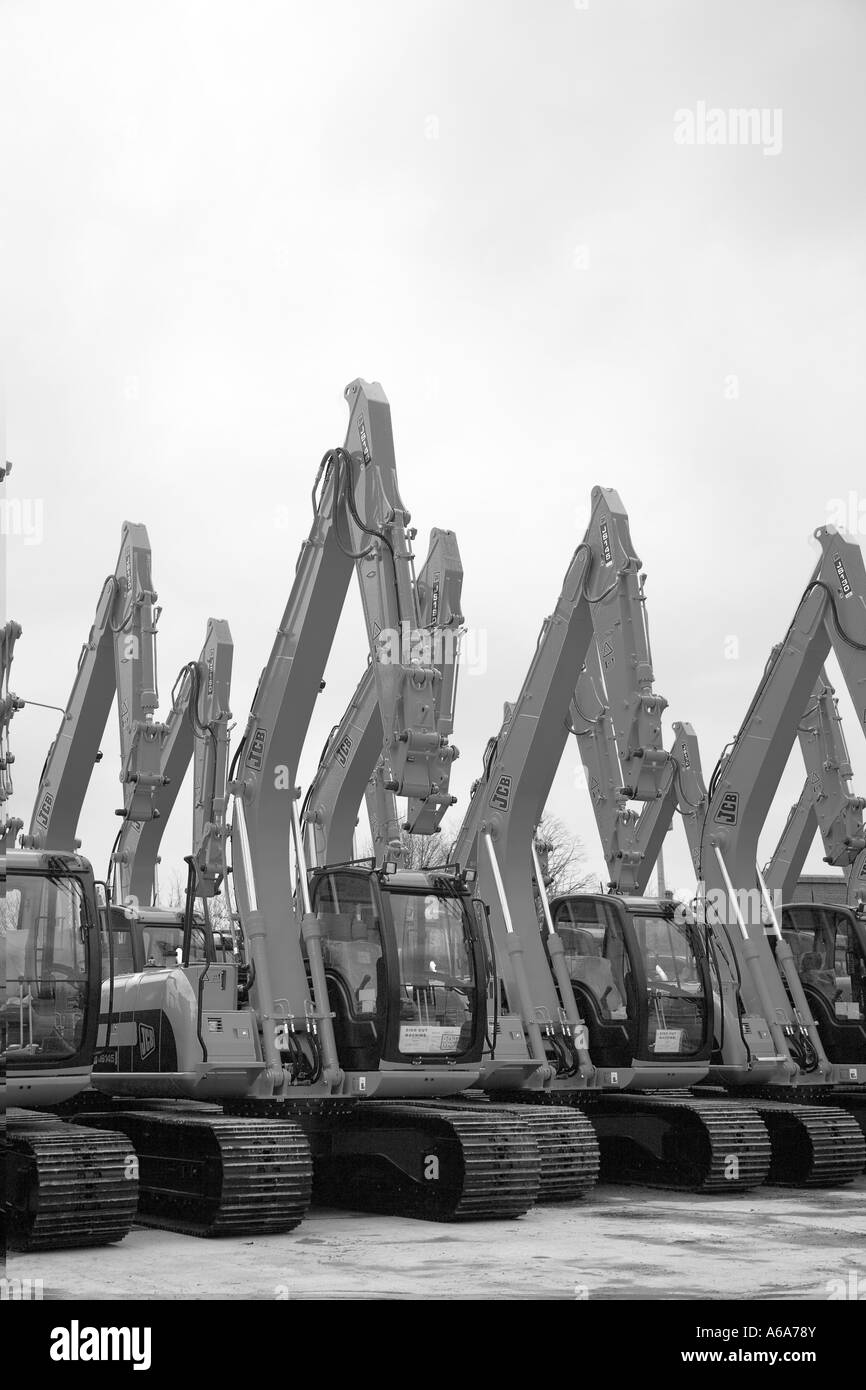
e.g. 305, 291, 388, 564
36, 793, 53, 829
138, 1023, 156, 1060
489, 774, 512, 812
715, 791, 739, 826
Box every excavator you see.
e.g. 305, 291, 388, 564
220, 378, 595, 1217
2, 475, 139, 1250
449, 487, 772, 1189
33, 383, 549, 1225
3, 842, 142, 1250
19, 523, 314, 1237
570, 509, 866, 1182
300, 524, 601, 1201
762, 673, 866, 1067
301, 484, 771, 1190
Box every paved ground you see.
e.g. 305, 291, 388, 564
11, 1175, 866, 1301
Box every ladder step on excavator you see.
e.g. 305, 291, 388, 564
75, 1107, 313, 1237
4, 1110, 140, 1252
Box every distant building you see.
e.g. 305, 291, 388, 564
793, 876, 849, 906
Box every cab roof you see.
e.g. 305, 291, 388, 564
4, 847, 93, 875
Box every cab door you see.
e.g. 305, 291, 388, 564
781, 904, 866, 1063
309, 870, 387, 1071
94, 906, 143, 1074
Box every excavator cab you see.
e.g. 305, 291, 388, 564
3, 849, 102, 1102
779, 903, 866, 1063
548, 892, 712, 1068
102, 903, 218, 975
308, 865, 484, 1072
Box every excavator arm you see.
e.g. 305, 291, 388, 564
23, 522, 162, 851
229, 379, 462, 1068
303, 526, 464, 867
694, 525, 866, 1087
564, 487, 710, 896
451, 492, 599, 1064
1, 618, 24, 849
764, 669, 866, 901
584, 493, 670, 800
450, 485, 727, 1101
111, 618, 234, 906
570, 641, 707, 893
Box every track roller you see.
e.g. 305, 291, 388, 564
752, 1101, 866, 1187
492, 1089, 772, 1192
390, 1098, 599, 1202
309, 1103, 540, 1221
494, 1105, 599, 1201
4, 1111, 139, 1252
586, 1095, 773, 1191
823, 1090, 866, 1163
77, 1110, 312, 1237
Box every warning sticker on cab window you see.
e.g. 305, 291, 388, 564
653, 1028, 684, 1054
399, 1025, 462, 1054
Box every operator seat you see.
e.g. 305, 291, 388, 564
568, 927, 625, 1018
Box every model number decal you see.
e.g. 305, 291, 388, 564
600, 520, 613, 565
357, 415, 371, 464
430, 574, 441, 626
834, 555, 852, 596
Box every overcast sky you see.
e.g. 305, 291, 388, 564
3, 0, 865, 898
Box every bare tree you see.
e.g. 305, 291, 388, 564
356, 822, 457, 870
395, 817, 461, 870
533, 814, 597, 897
157, 868, 185, 909
359, 811, 596, 897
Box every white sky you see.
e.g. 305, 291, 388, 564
2, 0, 865, 898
